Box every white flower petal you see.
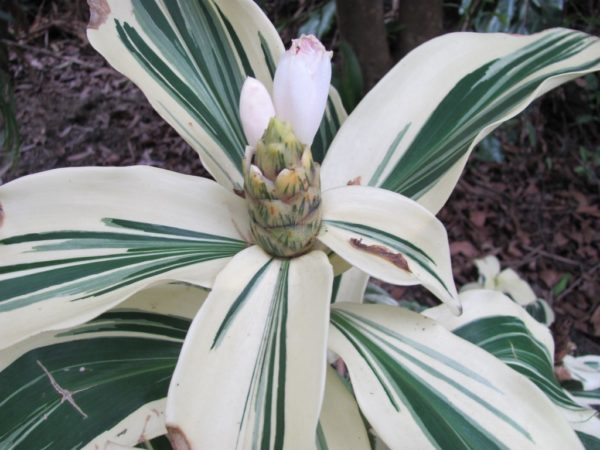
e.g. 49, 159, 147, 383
239, 77, 275, 147
273, 35, 332, 145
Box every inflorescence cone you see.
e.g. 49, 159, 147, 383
243, 117, 321, 257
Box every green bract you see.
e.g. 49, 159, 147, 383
0, 0, 599, 448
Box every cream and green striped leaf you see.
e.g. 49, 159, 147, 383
87, 0, 345, 191
0, 166, 248, 349
317, 367, 370, 450
455, 315, 581, 413
563, 355, 600, 393
570, 388, 600, 409
319, 185, 459, 313
313, 93, 347, 164
0, 283, 209, 450
577, 431, 600, 450
425, 290, 593, 424
427, 292, 600, 447
330, 267, 370, 304
166, 246, 333, 449
524, 299, 555, 326
321, 28, 600, 213
328, 303, 582, 449
572, 418, 600, 450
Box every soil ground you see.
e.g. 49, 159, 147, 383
2, 5, 599, 361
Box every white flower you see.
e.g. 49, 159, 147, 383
239, 77, 275, 147
239, 34, 332, 146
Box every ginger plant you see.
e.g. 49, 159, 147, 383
0, 1, 599, 448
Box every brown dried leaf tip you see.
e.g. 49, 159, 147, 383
350, 238, 411, 272
87, 0, 111, 30
347, 176, 362, 186
0, 201, 4, 229
167, 426, 191, 450
233, 187, 246, 198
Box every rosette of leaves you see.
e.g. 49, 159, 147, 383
0, 0, 599, 448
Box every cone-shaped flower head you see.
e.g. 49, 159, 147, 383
243, 118, 321, 257
239, 35, 331, 257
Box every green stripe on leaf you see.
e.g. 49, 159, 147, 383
212, 258, 273, 348
323, 219, 451, 295
0, 310, 189, 450
331, 309, 532, 449
381, 30, 600, 199
115, 0, 251, 173
0, 218, 245, 311
313, 97, 344, 164
454, 315, 584, 411
239, 260, 290, 448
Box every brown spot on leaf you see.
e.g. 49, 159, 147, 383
168, 426, 191, 450
87, 0, 111, 30
347, 176, 362, 186
350, 238, 411, 272
0, 202, 4, 228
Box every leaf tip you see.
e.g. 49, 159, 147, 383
449, 299, 463, 316
167, 426, 191, 450
87, 0, 110, 30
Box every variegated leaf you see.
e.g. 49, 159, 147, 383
364, 283, 403, 307
563, 355, 600, 391
524, 298, 555, 326
577, 433, 600, 450
328, 303, 582, 449
0, 283, 207, 450
331, 267, 369, 304
573, 418, 600, 450
424, 290, 592, 423
0, 166, 247, 349
493, 268, 537, 305
321, 29, 600, 213
317, 367, 370, 450
319, 185, 459, 313
87, 0, 345, 191
569, 387, 600, 409
166, 246, 333, 449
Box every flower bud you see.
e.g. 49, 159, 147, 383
273, 35, 332, 145
239, 77, 276, 147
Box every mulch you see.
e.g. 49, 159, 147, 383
2, 6, 599, 360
